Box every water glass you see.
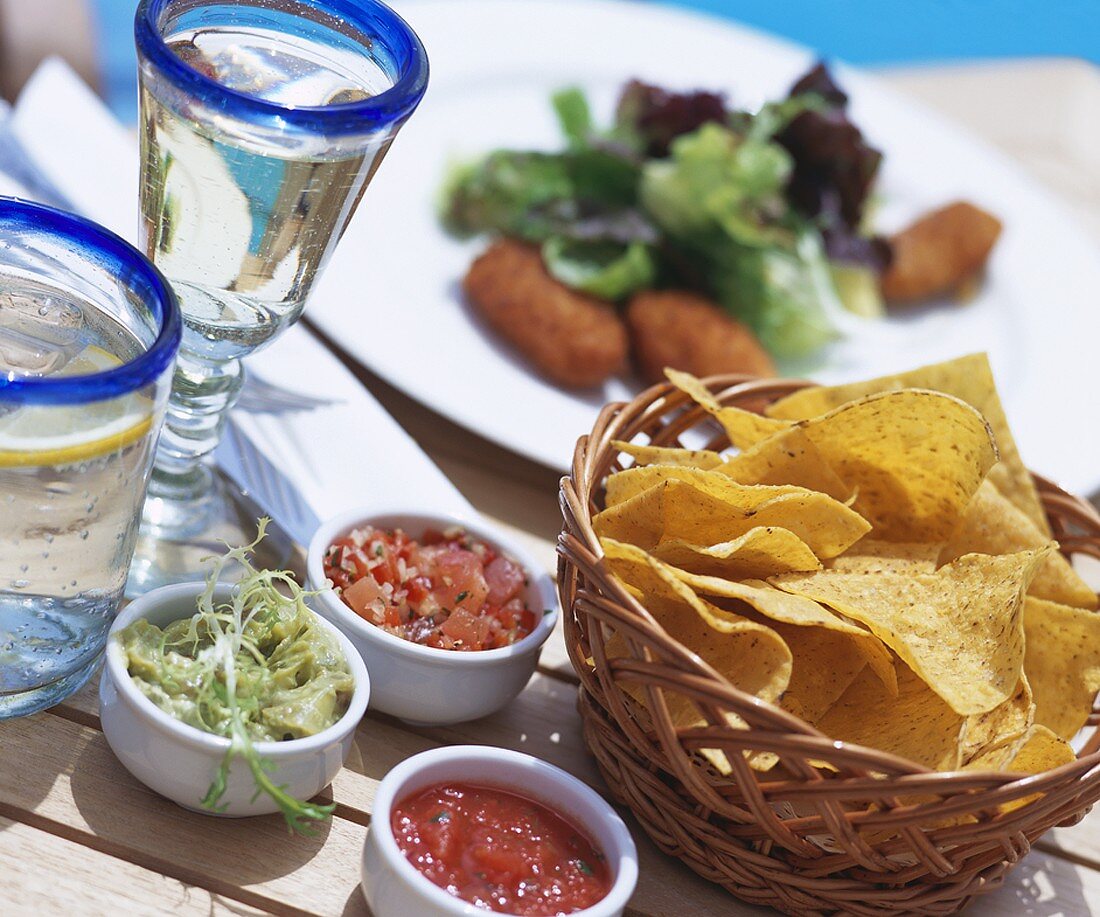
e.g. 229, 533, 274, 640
0, 199, 181, 718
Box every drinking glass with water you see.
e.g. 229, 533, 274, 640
130, 0, 428, 592
0, 200, 181, 718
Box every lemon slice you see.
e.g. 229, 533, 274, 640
0, 346, 155, 468
55, 343, 127, 378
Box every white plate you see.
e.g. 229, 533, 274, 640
310, 0, 1100, 495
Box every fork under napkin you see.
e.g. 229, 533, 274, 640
3, 57, 471, 545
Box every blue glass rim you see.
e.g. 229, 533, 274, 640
0, 198, 182, 406
135, 0, 429, 135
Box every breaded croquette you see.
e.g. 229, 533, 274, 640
881, 201, 1002, 306
463, 240, 629, 388
627, 289, 775, 384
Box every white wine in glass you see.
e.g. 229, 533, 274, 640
130, 0, 428, 593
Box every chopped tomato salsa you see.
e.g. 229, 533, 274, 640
392, 783, 612, 915
323, 525, 537, 651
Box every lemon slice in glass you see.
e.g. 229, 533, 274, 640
0, 346, 155, 468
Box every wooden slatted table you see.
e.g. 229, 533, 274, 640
3, 58, 1100, 916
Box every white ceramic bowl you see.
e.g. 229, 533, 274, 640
307, 507, 559, 725
362, 746, 638, 917
100, 581, 370, 817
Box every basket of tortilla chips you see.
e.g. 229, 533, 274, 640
557, 354, 1100, 915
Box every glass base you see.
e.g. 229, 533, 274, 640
127, 464, 294, 597
0, 657, 100, 720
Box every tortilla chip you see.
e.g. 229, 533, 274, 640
786, 389, 997, 542
766, 353, 1049, 536
593, 479, 871, 559
1007, 725, 1077, 772
601, 539, 792, 703
957, 678, 1034, 769
604, 465, 801, 510
770, 622, 870, 726
967, 725, 1076, 811
1008, 725, 1077, 771
941, 479, 1096, 609
667, 568, 896, 695
712, 426, 853, 502
828, 540, 941, 575
602, 630, 753, 775
601, 539, 792, 774
1024, 596, 1100, 739
652, 527, 821, 580
612, 440, 725, 470
666, 368, 789, 449
772, 550, 1048, 715
817, 665, 964, 771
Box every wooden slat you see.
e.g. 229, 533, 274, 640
537, 620, 580, 682
0, 713, 363, 917
0, 817, 267, 916
1042, 806, 1100, 871
968, 847, 1100, 916
392, 673, 603, 787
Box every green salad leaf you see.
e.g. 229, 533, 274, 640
116, 520, 354, 835
709, 231, 839, 357
640, 123, 836, 356
441, 151, 574, 240
640, 122, 790, 235
552, 86, 594, 146
542, 237, 656, 300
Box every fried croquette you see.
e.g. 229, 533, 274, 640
881, 201, 1002, 306
463, 240, 629, 388
627, 290, 775, 384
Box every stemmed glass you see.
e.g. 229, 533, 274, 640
129, 0, 428, 593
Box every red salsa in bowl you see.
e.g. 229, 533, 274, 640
392, 783, 612, 915
323, 525, 537, 651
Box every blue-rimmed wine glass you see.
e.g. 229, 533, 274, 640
0, 198, 181, 718
130, 0, 428, 592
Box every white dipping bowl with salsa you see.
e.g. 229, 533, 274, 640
362, 745, 638, 917
307, 508, 559, 726
100, 582, 370, 817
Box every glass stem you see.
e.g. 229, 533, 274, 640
149, 348, 243, 500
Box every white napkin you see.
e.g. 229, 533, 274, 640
7, 57, 471, 542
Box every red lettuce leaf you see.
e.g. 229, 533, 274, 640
615, 80, 729, 158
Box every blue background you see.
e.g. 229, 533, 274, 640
92, 0, 1098, 119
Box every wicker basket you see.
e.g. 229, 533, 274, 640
557, 374, 1100, 916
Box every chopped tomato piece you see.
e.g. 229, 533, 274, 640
430, 547, 489, 612
369, 550, 400, 588
323, 525, 537, 652
343, 575, 385, 616
485, 556, 525, 605
440, 608, 481, 647
519, 609, 538, 634
405, 576, 431, 606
